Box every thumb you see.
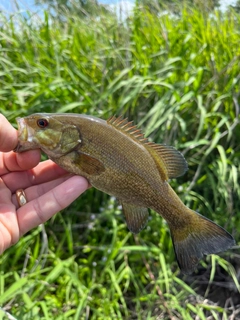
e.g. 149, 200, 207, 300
0, 114, 18, 152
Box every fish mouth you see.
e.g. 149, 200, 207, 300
14, 117, 36, 153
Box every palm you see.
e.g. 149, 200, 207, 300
0, 150, 88, 254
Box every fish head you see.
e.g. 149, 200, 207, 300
15, 113, 81, 157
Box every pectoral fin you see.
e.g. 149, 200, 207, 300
121, 202, 149, 234
74, 151, 105, 175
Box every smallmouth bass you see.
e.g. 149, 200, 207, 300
14, 113, 235, 274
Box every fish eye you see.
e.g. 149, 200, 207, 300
37, 119, 49, 128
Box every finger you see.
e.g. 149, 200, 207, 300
0, 179, 20, 254
17, 176, 89, 236
3, 160, 69, 192
12, 176, 73, 208
0, 150, 41, 176
0, 114, 18, 152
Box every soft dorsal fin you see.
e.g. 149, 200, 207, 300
107, 116, 148, 144
146, 143, 188, 179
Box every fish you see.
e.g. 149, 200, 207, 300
14, 113, 235, 274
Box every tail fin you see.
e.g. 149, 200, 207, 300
169, 211, 235, 275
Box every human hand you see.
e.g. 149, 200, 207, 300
0, 114, 89, 254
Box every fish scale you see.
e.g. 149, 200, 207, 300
14, 113, 235, 274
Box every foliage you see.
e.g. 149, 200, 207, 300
137, 0, 220, 14
229, 0, 240, 13
0, 3, 240, 319
34, 0, 110, 18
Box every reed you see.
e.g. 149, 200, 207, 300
0, 4, 239, 318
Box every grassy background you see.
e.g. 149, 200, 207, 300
0, 3, 240, 319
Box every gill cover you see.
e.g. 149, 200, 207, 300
15, 114, 82, 157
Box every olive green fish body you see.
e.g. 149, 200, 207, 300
17, 114, 171, 211
15, 113, 235, 274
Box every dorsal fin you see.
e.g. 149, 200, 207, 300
107, 116, 148, 144
107, 116, 188, 179
146, 142, 188, 179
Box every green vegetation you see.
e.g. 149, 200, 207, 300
0, 2, 240, 319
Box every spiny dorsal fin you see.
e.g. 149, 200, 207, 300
107, 116, 148, 144
146, 142, 188, 179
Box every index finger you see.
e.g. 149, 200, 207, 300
3, 160, 69, 192
0, 150, 41, 176
0, 114, 18, 152
17, 176, 89, 236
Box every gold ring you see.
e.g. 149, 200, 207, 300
16, 189, 27, 207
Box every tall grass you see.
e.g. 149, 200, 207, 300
0, 3, 240, 319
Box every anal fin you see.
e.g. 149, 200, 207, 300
121, 202, 149, 234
